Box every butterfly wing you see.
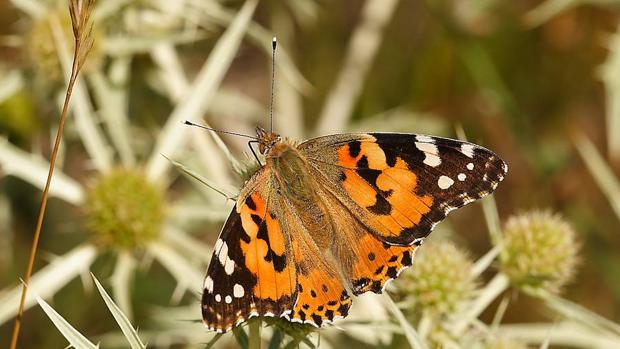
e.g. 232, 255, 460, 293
299, 133, 507, 246
298, 132, 506, 294
202, 166, 352, 332
202, 168, 298, 333
303, 175, 422, 295
271, 180, 353, 327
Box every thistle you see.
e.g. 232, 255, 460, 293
85, 168, 164, 250
397, 241, 477, 319
499, 210, 579, 294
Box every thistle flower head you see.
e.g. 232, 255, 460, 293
260, 317, 316, 341
499, 210, 579, 294
85, 168, 164, 250
397, 241, 477, 319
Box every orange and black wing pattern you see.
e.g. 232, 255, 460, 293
201, 171, 297, 333
314, 180, 421, 296
301, 133, 507, 246
273, 186, 353, 327
202, 132, 507, 332
301, 133, 506, 295
201, 168, 352, 332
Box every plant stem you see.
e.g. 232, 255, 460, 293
249, 320, 261, 349
9, 30, 82, 349
383, 293, 428, 349
451, 273, 510, 335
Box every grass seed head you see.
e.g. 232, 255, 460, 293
26, 6, 100, 82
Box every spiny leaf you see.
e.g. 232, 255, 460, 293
36, 295, 99, 349
91, 273, 146, 349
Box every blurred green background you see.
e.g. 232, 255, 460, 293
1, 0, 620, 348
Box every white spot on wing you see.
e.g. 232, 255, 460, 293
416, 135, 435, 143
233, 284, 245, 298
204, 276, 214, 293
224, 258, 235, 275
461, 144, 475, 158
457, 173, 466, 181
467, 162, 474, 170
215, 294, 221, 302
214, 238, 223, 252
218, 240, 236, 275
438, 175, 454, 189
415, 142, 441, 167
218, 241, 229, 265
225, 295, 232, 304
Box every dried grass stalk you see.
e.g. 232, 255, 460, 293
9, 1, 96, 348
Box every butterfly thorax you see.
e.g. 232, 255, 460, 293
267, 141, 314, 201
261, 136, 334, 250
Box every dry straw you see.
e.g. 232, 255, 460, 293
9, 1, 96, 348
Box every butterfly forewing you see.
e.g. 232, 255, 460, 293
202, 165, 353, 332
299, 133, 507, 245
202, 169, 298, 333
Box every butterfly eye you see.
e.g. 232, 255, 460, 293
267, 135, 281, 148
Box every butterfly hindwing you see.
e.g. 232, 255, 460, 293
268, 169, 353, 326
347, 231, 418, 295
300, 133, 507, 245
313, 181, 420, 295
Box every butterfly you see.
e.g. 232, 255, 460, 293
201, 127, 507, 333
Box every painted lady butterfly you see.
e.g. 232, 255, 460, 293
201, 127, 507, 333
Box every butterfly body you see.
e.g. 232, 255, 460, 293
202, 129, 507, 333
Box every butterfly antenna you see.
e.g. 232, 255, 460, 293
269, 36, 277, 133
183, 120, 258, 140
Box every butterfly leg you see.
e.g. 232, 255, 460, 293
248, 140, 262, 166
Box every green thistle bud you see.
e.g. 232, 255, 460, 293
85, 169, 164, 250
398, 241, 476, 319
499, 210, 579, 294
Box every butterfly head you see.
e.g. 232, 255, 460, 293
256, 126, 282, 154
